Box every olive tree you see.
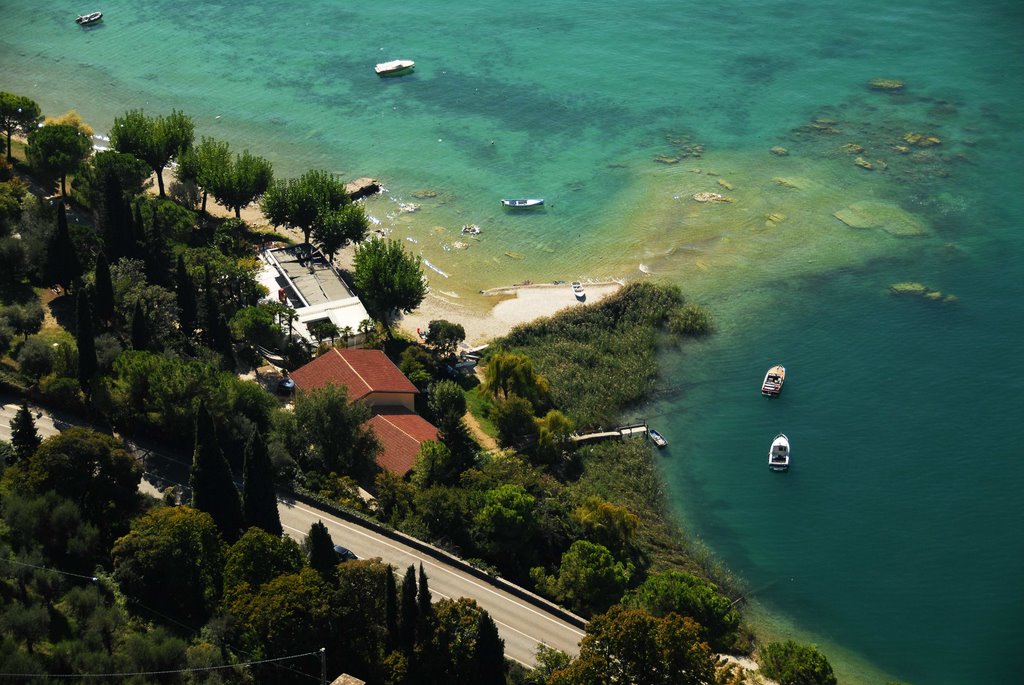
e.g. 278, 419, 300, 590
110, 109, 194, 197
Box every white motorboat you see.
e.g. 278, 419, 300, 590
649, 429, 668, 448
761, 364, 785, 397
501, 198, 544, 208
375, 60, 415, 76
76, 11, 103, 25
769, 433, 790, 471
571, 281, 585, 300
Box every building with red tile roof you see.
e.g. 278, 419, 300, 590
367, 409, 440, 477
290, 348, 438, 476
290, 348, 419, 411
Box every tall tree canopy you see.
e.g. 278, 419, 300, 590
211, 149, 274, 219
8, 400, 41, 463
622, 570, 740, 651
1, 427, 141, 544
260, 169, 350, 246
27, 124, 92, 197
45, 203, 82, 290
242, 427, 282, 536
0, 91, 42, 161
176, 136, 229, 212
189, 401, 244, 541
313, 202, 368, 262
110, 109, 194, 197
549, 605, 715, 685
292, 383, 379, 477
352, 238, 427, 334
112, 506, 224, 627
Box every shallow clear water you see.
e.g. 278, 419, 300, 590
4, 1, 1023, 682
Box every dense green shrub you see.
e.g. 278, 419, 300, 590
760, 640, 837, 685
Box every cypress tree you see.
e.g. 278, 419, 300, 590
9, 401, 41, 464
130, 300, 149, 350
131, 202, 146, 259
47, 203, 82, 290
202, 265, 234, 364
189, 401, 244, 541
175, 255, 198, 338
472, 611, 506, 684
399, 564, 418, 652
100, 173, 132, 262
384, 564, 399, 651
75, 290, 97, 391
141, 209, 172, 286
306, 520, 336, 575
416, 562, 434, 641
93, 253, 115, 328
242, 427, 282, 536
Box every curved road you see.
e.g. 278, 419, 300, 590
1, 399, 585, 667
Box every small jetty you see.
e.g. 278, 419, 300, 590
572, 421, 652, 445
761, 364, 785, 397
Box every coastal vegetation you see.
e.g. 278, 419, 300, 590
0, 92, 839, 683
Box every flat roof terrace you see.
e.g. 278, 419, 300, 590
270, 246, 354, 307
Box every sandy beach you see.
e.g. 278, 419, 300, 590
146, 170, 623, 345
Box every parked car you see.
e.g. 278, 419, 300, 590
333, 545, 357, 561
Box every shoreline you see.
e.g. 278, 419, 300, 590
144, 169, 628, 346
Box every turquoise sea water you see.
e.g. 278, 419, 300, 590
4, 1, 1023, 682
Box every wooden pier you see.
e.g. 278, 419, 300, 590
571, 421, 650, 445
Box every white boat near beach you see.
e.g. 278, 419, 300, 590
769, 433, 790, 471
571, 281, 585, 300
375, 60, 415, 76
501, 198, 544, 208
76, 11, 103, 25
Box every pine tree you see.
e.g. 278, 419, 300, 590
416, 562, 434, 642
93, 253, 115, 328
46, 203, 81, 290
175, 255, 198, 338
75, 290, 97, 391
130, 300, 149, 350
189, 401, 244, 541
242, 427, 282, 536
384, 564, 399, 651
473, 611, 506, 684
9, 401, 41, 464
306, 520, 336, 574
399, 564, 418, 652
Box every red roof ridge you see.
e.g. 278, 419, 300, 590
372, 410, 437, 444
334, 348, 373, 396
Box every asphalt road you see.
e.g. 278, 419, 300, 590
0, 398, 585, 667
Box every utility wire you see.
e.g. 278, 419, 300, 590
0, 648, 324, 679
0, 556, 98, 582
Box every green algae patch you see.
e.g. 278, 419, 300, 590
889, 281, 958, 303
833, 201, 927, 236
869, 78, 906, 92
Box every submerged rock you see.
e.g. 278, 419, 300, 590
770, 146, 789, 156
654, 155, 681, 164
869, 78, 906, 91
854, 156, 874, 170
773, 177, 811, 190
412, 189, 438, 199
692, 192, 731, 203
833, 201, 927, 236
904, 132, 942, 147
766, 212, 786, 225
841, 143, 865, 154
717, 178, 735, 191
